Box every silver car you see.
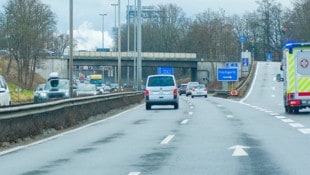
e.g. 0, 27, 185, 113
145, 74, 179, 110
191, 84, 208, 98
0, 75, 11, 106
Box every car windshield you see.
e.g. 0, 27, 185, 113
0, 78, 7, 89
45, 79, 69, 90
148, 76, 174, 86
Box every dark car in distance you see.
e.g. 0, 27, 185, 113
178, 84, 187, 95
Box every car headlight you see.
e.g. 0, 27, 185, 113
41, 92, 47, 97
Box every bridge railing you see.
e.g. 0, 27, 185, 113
73, 51, 196, 60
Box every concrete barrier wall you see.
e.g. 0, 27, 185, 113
0, 92, 144, 143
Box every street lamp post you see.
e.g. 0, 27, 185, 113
69, 0, 73, 98
111, 3, 118, 50
111, 3, 118, 83
99, 13, 107, 48
117, 0, 121, 91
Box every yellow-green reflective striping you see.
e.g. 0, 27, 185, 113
297, 77, 310, 92
288, 54, 295, 92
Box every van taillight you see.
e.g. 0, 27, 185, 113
173, 89, 178, 95
145, 89, 150, 96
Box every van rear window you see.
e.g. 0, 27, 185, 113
148, 76, 174, 86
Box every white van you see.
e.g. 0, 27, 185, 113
145, 74, 179, 110
0, 75, 11, 106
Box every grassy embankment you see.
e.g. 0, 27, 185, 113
0, 56, 46, 104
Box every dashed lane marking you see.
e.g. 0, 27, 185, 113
128, 172, 141, 175
289, 123, 304, 128
160, 135, 175, 144
227, 115, 234, 118
298, 129, 310, 134
274, 116, 287, 119
181, 119, 189, 125
281, 118, 295, 123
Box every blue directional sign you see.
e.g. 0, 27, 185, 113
157, 66, 174, 75
225, 62, 238, 68
240, 35, 246, 43
217, 68, 238, 81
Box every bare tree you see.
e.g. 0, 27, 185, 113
3, 0, 56, 88
284, 0, 310, 42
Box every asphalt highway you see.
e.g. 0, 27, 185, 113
0, 62, 310, 175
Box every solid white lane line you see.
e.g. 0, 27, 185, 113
289, 123, 304, 128
298, 128, 310, 134
181, 119, 189, 125
239, 62, 259, 103
160, 135, 175, 144
128, 172, 141, 175
281, 118, 294, 123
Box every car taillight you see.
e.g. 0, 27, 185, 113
173, 89, 178, 95
192, 88, 195, 92
204, 88, 207, 91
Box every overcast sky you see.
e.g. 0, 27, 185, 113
1, 0, 293, 50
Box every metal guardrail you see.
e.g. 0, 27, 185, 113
0, 92, 144, 143
0, 92, 143, 119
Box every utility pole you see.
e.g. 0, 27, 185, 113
69, 0, 73, 98
137, 0, 142, 91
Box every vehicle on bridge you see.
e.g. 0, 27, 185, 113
281, 43, 310, 113
89, 74, 103, 88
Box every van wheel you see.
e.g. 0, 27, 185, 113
146, 104, 151, 110
174, 103, 179, 109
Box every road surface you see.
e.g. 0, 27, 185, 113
0, 61, 310, 175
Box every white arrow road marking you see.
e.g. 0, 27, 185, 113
228, 145, 250, 156
160, 135, 175, 144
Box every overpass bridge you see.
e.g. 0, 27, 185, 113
40, 51, 220, 87
71, 51, 202, 85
